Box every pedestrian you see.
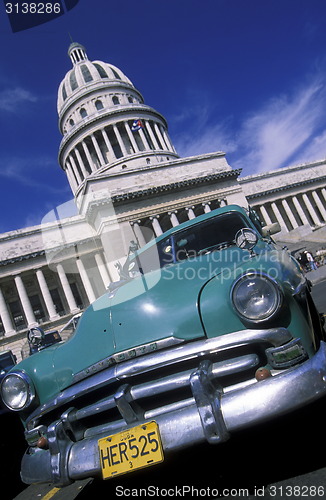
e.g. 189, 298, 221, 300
306, 251, 318, 271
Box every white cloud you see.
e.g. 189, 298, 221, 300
0, 156, 65, 194
234, 77, 326, 173
172, 102, 237, 158
0, 87, 37, 112
172, 72, 326, 175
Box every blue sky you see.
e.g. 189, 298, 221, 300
1, 0, 326, 233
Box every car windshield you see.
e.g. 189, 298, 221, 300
126, 211, 248, 276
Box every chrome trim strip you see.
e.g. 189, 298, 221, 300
73, 354, 259, 423
26, 327, 292, 430
73, 336, 185, 383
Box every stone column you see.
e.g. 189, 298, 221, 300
169, 212, 179, 227
131, 221, 147, 247
94, 253, 111, 289
101, 128, 116, 161
91, 134, 106, 166
69, 154, 83, 184
162, 128, 176, 153
35, 269, 60, 321
74, 146, 89, 179
154, 123, 165, 149
124, 122, 139, 153
259, 205, 273, 226
145, 121, 160, 150
0, 286, 15, 336
312, 191, 326, 221
292, 196, 309, 225
186, 207, 196, 220
150, 216, 163, 237
113, 124, 128, 156
157, 124, 169, 150
281, 199, 299, 229
65, 161, 79, 192
76, 258, 96, 304
14, 275, 38, 327
321, 188, 326, 203
271, 202, 288, 231
82, 140, 96, 172
302, 193, 320, 225
56, 264, 80, 314
138, 127, 151, 150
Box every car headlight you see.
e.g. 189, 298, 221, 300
231, 273, 283, 322
1, 371, 35, 411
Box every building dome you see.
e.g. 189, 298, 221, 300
57, 42, 134, 116
57, 42, 178, 199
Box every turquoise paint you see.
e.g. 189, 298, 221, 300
8, 205, 314, 413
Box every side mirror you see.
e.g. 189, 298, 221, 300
262, 222, 281, 237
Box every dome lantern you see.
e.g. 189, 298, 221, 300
68, 42, 88, 65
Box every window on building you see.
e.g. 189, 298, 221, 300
70, 70, 78, 91
80, 108, 87, 118
128, 96, 133, 103
50, 289, 65, 316
95, 100, 104, 110
112, 96, 120, 105
111, 68, 121, 80
81, 64, 93, 83
94, 63, 108, 79
70, 282, 84, 309
62, 84, 67, 101
8, 301, 26, 331
29, 295, 46, 323
69, 118, 75, 126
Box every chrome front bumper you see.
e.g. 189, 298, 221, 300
21, 341, 326, 486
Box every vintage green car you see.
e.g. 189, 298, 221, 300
1, 205, 326, 485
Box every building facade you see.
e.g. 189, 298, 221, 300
0, 43, 325, 361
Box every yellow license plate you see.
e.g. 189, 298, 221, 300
98, 421, 164, 479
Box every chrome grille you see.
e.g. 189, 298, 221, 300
25, 327, 293, 446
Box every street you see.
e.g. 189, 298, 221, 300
4, 277, 326, 499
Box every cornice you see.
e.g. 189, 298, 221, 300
84, 168, 242, 221
246, 175, 326, 200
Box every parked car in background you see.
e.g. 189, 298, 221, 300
1, 205, 326, 486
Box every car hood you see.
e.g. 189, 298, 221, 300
14, 247, 258, 404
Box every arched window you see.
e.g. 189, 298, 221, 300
70, 70, 78, 91
80, 108, 87, 118
95, 100, 104, 110
69, 118, 75, 126
81, 64, 93, 83
62, 84, 67, 101
111, 68, 121, 80
94, 63, 108, 78
112, 96, 119, 105
128, 96, 133, 103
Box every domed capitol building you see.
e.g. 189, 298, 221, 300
1, 43, 326, 360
